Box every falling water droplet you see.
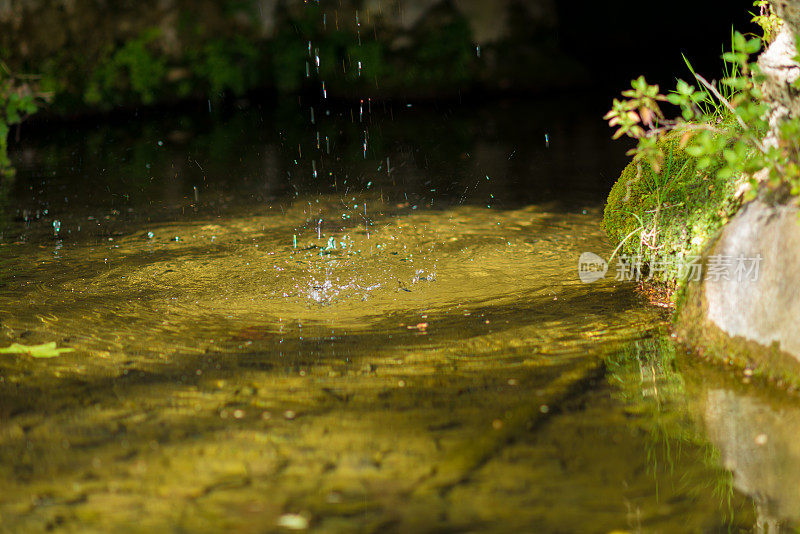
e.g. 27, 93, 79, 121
476, 45, 481, 57
312, 160, 317, 178
322, 81, 327, 99
53, 220, 61, 235
357, 61, 362, 77
545, 133, 550, 148
310, 107, 315, 125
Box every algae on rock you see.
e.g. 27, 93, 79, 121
603, 132, 741, 287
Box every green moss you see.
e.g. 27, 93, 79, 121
603, 132, 741, 287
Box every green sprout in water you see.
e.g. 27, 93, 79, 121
0, 342, 74, 358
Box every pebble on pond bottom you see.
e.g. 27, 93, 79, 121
277, 513, 309, 530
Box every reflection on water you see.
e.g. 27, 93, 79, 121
6, 97, 626, 239
0, 98, 795, 531
683, 357, 800, 532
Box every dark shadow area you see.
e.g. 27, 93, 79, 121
556, 0, 756, 93
3, 95, 630, 246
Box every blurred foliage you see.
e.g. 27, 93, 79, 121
191, 36, 261, 96
0, 61, 50, 177
82, 24, 266, 109
85, 28, 167, 106
0, 0, 585, 113
405, 14, 473, 86
268, 2, 476, 96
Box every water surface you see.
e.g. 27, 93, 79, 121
0, 98, 791, 532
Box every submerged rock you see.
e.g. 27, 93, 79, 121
676, 200, 800, 383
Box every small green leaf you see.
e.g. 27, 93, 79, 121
744, 37, 762, 55
665, 93, 679, 105
0, 342, 74, 358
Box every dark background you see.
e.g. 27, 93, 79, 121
559, 0, 757, 97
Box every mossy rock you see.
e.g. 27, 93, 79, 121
603, 132, 741, 286
674, 200, 800, 390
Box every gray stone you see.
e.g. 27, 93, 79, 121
763, 1, 800, 148
694, 200, 800, 358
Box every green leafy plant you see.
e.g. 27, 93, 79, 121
600, 5, 798, 288
751, 0, 781, 44
0, 61, 51, 177
604, 29, 794, 204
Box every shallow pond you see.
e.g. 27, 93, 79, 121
0, 97, 797, 532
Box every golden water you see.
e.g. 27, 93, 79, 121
0, 101, 791, 531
